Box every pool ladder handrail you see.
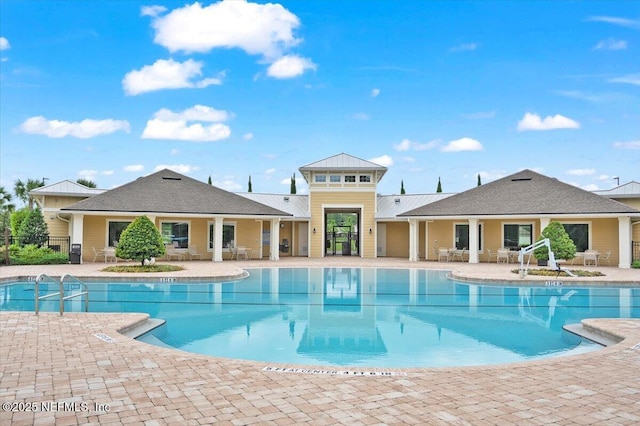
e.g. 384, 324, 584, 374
35, 273, 89, 315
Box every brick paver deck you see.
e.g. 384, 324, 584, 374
1, 258, 639, 425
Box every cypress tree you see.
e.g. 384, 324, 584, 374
290, 173, 297, 194
436, 177, 442, 193
248, 175, 253, 192
477, 174, 482, 186
400, 180, 406, 194
207, 175, 212, 185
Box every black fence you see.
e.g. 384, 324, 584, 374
633, 241, 640, 262
6, 236, 71, 254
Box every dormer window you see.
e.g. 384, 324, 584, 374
315, 175, 326, 183
359, 175, 371, 183
345, 175, 356, 183
330, 175, 341, 183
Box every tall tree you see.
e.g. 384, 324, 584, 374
436, 177, 442, 193
16, 208, 49, 246
207, 175, 212, 185
76, 178, 97, 188
116, 216, 166, 266
477, 174, 482, 186
400, 180, 406, 195
248, 175, 253, 192
290, 173, 297, 194
0, 187, 15, 239
14, 178, 44, 210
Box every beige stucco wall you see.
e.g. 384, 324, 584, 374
308, 191, 376, 258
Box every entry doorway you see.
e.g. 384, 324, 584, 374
325, 211, 360, 256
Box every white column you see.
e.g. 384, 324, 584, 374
270, 219, 280, 261
408, 219, 419, 261
539, 218, 551, 233
468, 218, 479, 263
424, 221, 430, 260
618, 216, 631, 268
213, 217, 223, 262
71, 214, 84, 264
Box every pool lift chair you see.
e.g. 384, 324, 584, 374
518, 238, 575, 278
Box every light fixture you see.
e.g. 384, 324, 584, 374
369, 228, 372, 234
280, 222, 285, 229
313, 228, 316, 234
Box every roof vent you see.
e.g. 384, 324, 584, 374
284, 196, 290, 202
162, 176, 182, 181
511, 178, 532, 182
394, 198, 400, 204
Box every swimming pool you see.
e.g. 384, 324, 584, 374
2, 267, 638, 368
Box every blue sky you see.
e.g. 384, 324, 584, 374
1, 0, 638, 201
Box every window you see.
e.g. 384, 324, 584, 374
209, 223, 236, 250
359, 175, 371, 183
454, 223, 483, 250
314, 175, 326, 183
345, 175, 356, 183
108, 221, 131, 247
161, 222, 189, 248
563, 223, 589, 252
503, 224, 532, 249
330, 175, 341, 183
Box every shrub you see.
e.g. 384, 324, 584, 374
9, 244, 68, 265
534, 221, 576, 261
16, 208, 49, 246
632, 260, 640, 269
10, 208, 29, 237
116, 216, 166, 266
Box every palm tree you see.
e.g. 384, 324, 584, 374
76, 178, 97, 188
14, 178, 44, 210
0, 186, 15, 243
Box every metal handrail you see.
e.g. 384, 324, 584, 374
35, 273, 89, 315
60, 274, 89, 313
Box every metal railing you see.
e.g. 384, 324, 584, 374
35, 273, 89, 315
7, 236, 70, 254
633, 241, 639, 262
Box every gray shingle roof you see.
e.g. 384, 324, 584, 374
400, 169, 640, 217
62, 169, 291, 216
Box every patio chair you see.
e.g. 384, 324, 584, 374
92, 246, 104, 262
165, 245, 185, 261
599, 250, 612, 266
451, 248, 466, 262
236, 246, 249, 261
438, 247, 450, 262
487, 249, 498, 263
188, 245, 203, 260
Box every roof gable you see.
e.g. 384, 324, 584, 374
299, 153, 388, 183
400, 169, 640, 217
30, 180, 105, 197
593, 181, 640, 199
62, 169, 291, 216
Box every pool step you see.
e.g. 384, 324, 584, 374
563, 323, 621, 347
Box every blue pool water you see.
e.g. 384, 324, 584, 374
2, 268, 638, 368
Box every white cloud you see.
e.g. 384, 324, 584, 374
585, 16, 640, 29
351, 112, 370, 121
566, 168, 595, 176
19, 116, 130, 138
609, 73, 640, 86
142, 105, 232, 142
581, 183, 600, 191
103, 170, 114, 176
0, 37, 9, 50
266, 55, 316, 79
516, 112, 580, 131
213, 179, 242, 191
154, 164, 198, 174
170, 148, 180, 155
393, 138, 439, 152
150, 1, 301, 58
371, 88, 380, 98
124, 164, 144, 172
368, 155, 393, 167
265, 168, 276, 175
450, 42, 479, 52
243, 132, 254, 140
122, 59, 222, 96
441, 137, 484, 152
478, 170, 507, 183
141, 5, 167, 17
554, 90, 628, 103
594, 38, 627, 50
77, 170, 98, 180
154, 105, 231, 122
613, 140, 640, 150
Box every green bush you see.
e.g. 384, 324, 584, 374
10, 208, 29, 236
632, 260, 640, 269
116, 216, 166, 266
534, 221, 576, 261
16, 208, 49, 246
9, 244, 68, 265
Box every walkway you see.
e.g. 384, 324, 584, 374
1, 258, 639, 425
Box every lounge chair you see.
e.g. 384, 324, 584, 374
188, 245, 203, 260
92, 246, 104, 262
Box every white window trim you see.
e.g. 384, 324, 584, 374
105, 219, 132, 247
208, 221, 236, 252
452, 222, 484, 253
558, 221, 592, 250
160, 219, 192, 248
500, 222, 536, 249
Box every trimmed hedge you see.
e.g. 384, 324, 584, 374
6, 244, 68, 265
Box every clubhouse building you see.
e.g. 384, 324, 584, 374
31, 153, 640, 268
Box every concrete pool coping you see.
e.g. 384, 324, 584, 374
1, 258, 639, 424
